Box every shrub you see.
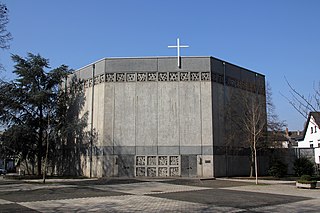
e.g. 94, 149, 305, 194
268, 159, 287, 178
300, 175, 311, 181
293, 157, 315, 176
297, 175, 317, 184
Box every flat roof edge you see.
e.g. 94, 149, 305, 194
75, 56, 265, 77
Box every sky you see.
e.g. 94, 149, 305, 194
1, 0, 319, 130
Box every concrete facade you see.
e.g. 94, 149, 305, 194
72, 56, 266, 178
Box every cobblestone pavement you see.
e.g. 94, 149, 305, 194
0, 177, 319, 212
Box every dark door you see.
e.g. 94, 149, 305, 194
181, 155, 197, 177
118, 155, 134, 177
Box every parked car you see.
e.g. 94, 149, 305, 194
0, 168, 7, 175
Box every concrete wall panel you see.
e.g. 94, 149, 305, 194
79, 66, 92, 80
211, 83, 225, 146
179, 82, 201, 147
197, 155, 214, 177
201, 82, 213, 150
225, 63, 241, 79
202, 146, 213, 155
94, 60, 106, 75
114, 83, 136, 147
93, 84, 105, 146
136, 83, 158, 148
84, 87, 92, 133
158, 146, 179, 155
106, 58, 158, 72
211, 58, 224, 74
240, 70, 255, 82
103, 84, 114, 147
180, 146, 201, 154
158, 57, 210, 72
114, 146, 135, 155
135, 146, 158, 155
158, 82, 179, 147
101, 155, 113, 177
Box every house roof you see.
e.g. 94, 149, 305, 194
311, 112, 320, 125
301, 112, 320, 140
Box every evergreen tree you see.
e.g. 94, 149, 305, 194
0, 53, 71, 175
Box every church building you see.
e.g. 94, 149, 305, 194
71, 56, 266, 178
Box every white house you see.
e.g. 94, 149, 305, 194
298, 112, 320, 164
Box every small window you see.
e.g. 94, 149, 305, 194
311, 127, 313, 133
315, 126, 317, 133
310, 144, 314, 148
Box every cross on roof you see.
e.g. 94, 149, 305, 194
168, 38, 189, 68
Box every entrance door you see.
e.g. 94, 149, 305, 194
181, 155, 197, 177
118, 155, 134, 177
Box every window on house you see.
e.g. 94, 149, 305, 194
315, 126, 317, 133
310, 144, 314, 148
311, 127, 313, 133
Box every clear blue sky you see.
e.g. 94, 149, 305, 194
1, 0, 320, 130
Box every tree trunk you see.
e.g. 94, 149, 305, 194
31, 159, 34, 175
37, 138, 42, 175
43, 115, 50, 184
24, 158, 30, 175
250, 148, 254, 177
37, 106, 43, 176
254, 135, 258, 185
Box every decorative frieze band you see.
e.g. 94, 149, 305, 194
84, 71, 211, 87
83, 71, 265, 95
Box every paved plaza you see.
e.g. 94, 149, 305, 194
0, 176, 319, 212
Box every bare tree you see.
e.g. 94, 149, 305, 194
226, 90, 267, 184
243, 95, 266, 184
0, 2, 12, 70
283, 79, 320, 120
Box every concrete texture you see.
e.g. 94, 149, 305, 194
72, 56, 266, 178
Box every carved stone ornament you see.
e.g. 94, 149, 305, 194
136, 156, 146, 166
136, 167, 145, 176
158, 156, 168, 165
